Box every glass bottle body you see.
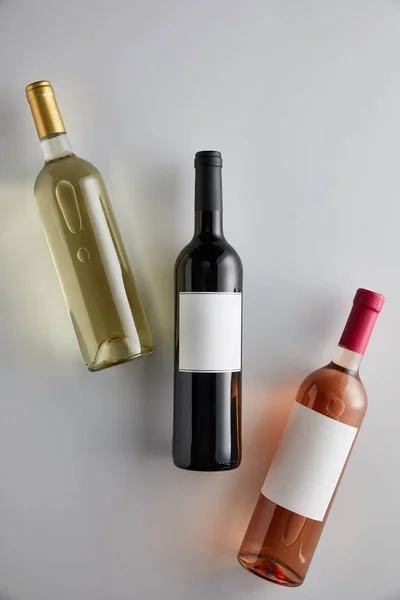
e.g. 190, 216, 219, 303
238, 363, 367, 586
173, 220, 243, 471
34, 154, 152, 371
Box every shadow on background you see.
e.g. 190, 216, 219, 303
0, 91, 31, 184
199, 378, 302, 560
0, 94, 41, 365
162, 378, 304, 600
0, 94, 27, 230
120, 165, 181, 457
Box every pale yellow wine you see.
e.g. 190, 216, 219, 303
27, 81, 153, 371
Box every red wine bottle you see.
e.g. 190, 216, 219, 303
238, 288, 384, 586
173, 151, 243, 471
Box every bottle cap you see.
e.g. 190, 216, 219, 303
194, 151, 223, 168
26, 80, 66, 139
353, 288, 385, 312
339, 288, 385, 355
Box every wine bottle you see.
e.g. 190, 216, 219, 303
238, 288, 384, 586
173, 151, 243, 471
26, 81, 153, 371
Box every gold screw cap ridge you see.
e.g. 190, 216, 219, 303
25, 80, 66, 139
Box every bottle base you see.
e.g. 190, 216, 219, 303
173, 459, 241, 472
88, 345, 153, 372
237, 551, 303, 587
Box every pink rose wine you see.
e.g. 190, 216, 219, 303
237, 288, 384, 586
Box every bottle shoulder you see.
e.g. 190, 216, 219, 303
34, 155, 101, 193
295, 365, 367, 427
175, 236, 242, 270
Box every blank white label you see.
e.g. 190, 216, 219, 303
262, 402, 358, 521
179, 292, 242, 372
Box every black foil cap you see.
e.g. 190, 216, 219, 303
194, 150, 223, 168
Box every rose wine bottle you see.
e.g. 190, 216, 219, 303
238, 288, 384, 586
173, 151, 243, 471
26, 81, 152, 371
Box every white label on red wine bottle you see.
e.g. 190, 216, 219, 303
179, 292, 242, 372
262, 402, 358, 521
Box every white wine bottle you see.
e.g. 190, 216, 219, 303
26, 80, 153, 371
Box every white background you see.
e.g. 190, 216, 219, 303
0, 1, 398, 599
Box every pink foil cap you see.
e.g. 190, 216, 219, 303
338, 288, 385, 355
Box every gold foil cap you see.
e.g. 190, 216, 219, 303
26, 80, 66, 139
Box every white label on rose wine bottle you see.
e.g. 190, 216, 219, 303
262, 402, 358, 521
179, 292, 242, 372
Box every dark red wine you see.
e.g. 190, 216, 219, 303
173, 151, 243, 471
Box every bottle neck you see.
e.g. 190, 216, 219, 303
41, 132, 74, 162
331, 288, 385, 373
194, 211, 223, 235
194, 164, 223, 235
332, 346, 363, 373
